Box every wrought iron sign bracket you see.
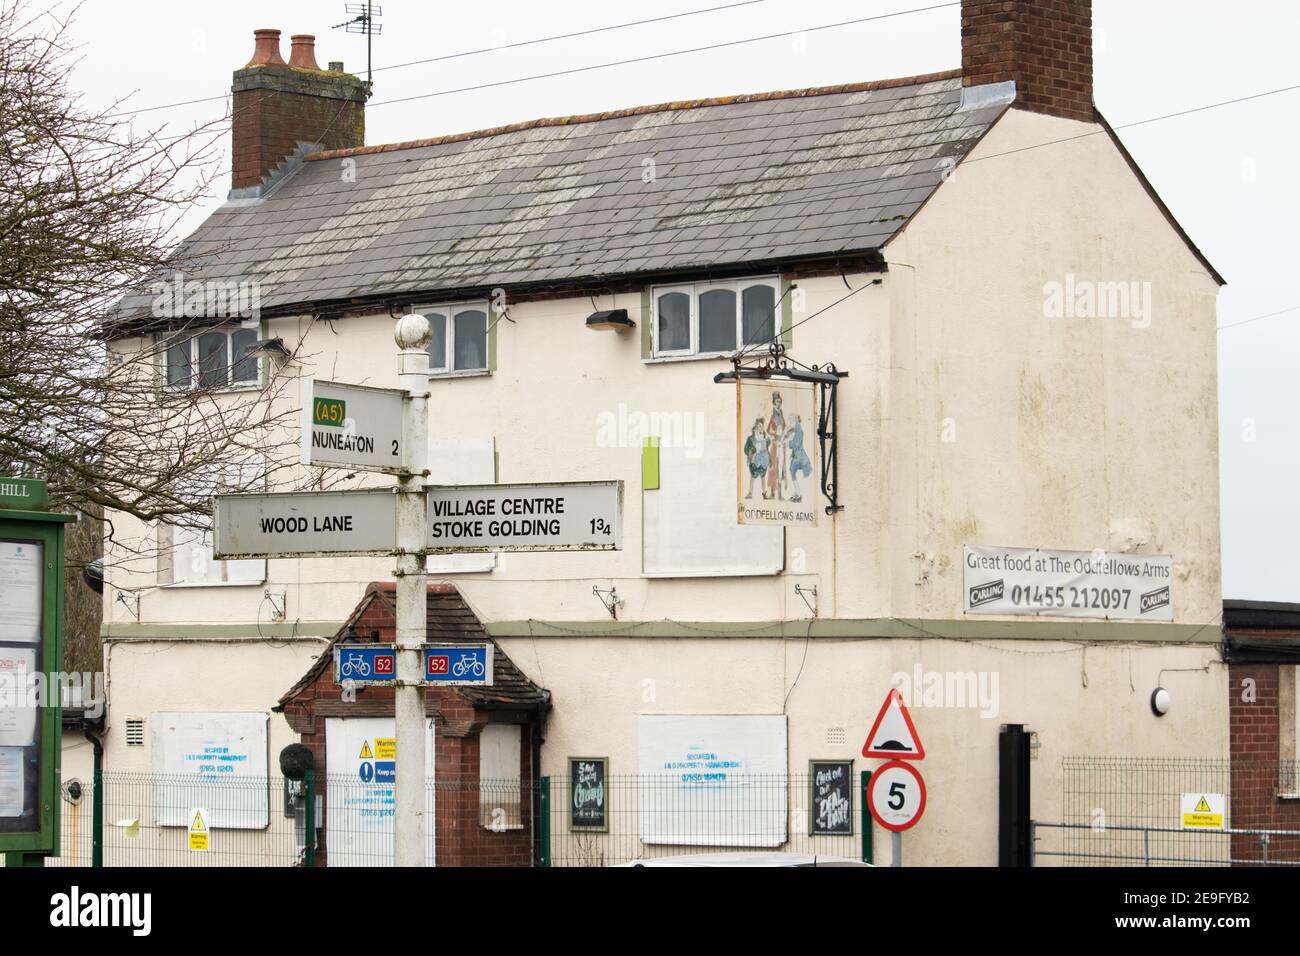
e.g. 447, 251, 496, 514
714, 343, 848, 515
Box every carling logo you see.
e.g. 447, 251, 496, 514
50, 886, 151, 936
968, 579, 1004, 608
1140, 586, 1171, 615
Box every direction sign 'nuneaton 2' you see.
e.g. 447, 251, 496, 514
301, 378, 407, 474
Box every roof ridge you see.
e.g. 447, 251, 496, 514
306, 69, 963, 162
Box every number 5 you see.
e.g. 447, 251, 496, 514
888, 782, 906, 810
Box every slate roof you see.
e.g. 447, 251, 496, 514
117, 70, 1008, 321
278, 582, 550, 711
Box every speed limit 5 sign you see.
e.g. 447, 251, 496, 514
867, 760, 927, 832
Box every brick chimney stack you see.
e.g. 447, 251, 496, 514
230, 28, 368, 195
961, 0, 1094, 122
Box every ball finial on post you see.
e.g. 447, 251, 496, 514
394, 314, 432, 350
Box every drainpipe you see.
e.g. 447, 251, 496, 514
83, 714, 105, 868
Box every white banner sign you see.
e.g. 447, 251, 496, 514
425, 481, 622, 553
301, 378, 407, 474
213, 489, 397, 558
963, 545, 1174, 621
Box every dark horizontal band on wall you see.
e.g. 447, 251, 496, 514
485, 618, 1221, 643
102, 622, 343, 640
101, 618, 1221, 644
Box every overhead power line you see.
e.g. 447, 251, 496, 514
105, 0, 776, 119
368, 3, 961, 108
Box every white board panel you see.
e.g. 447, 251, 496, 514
638, 714, 788, 846
426, 437, 496, 574
150, 712, 268, 828
325, 717, 436, 866
643, 438, 783, 576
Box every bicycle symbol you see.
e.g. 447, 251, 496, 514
451, 654, 485, 678
339, 652, 371, 679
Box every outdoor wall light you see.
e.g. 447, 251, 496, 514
1150, 687, 1171, 716
586, 309, 635, 333
247, 337, 291, 360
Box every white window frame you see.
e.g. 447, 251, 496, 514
418, 302, 491, 378
649, 276, 781, 359
163, 325, 262, 392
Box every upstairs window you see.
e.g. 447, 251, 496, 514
421, 303, 489, 374
650, 277, 779, 359
165, 326, 260, 390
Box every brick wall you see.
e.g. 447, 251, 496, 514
961, 0, 1094, 122
231, 66, 367, 190
281, 596, 538, 867
1228, 662, 1300, 863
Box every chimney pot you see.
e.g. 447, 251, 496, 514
289, 34, 321, 71
328, 61, 344, 72
247, 28, 285, 67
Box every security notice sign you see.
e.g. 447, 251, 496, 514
962, 545, 1174, 621
1181, 792, 1225, 830
301, 378, 406, 474
213, 489, 397, 558
426, 481, 622, 553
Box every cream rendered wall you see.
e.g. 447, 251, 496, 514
101, 640, 322, 773
104, 272, 892, 630
882, 107, 1222, 626
508, 634, 1222, 865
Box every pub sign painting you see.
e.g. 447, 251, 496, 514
569, 757, 608, 832
737, 381, 817, 527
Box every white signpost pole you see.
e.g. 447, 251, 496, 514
393, 315, 431, 867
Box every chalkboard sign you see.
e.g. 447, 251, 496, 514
569, 757, 608, 832
809, 759, 853, 836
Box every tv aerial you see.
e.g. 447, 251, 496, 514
332, 2, 382, 94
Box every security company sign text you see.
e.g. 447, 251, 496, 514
963, 544, 1174, 621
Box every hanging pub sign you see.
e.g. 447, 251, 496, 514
809, 759, 853, 836
736, 380, 818, 527
569, 756, 608, 832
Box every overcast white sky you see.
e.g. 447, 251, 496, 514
54, 0, 1300, 601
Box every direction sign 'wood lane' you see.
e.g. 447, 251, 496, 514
426, 481, 623, 553
213, 489, 397, 558
301, 378, 407, 474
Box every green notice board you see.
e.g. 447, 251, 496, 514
0, 477, 74, 859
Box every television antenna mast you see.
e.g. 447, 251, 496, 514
332, 2, 382, 94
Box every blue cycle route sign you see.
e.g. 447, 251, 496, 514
333, 644, 397, 686
423, 643, 493, 686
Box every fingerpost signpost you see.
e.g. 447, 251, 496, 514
213, 316, 623, 866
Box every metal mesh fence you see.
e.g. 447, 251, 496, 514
546, 774, 864, 867
1034, 756, 1300, 866
10, 770, 870, 867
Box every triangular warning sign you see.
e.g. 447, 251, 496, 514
1195, 796, 1211, 813
863, 688, 925, 760
191, 811, 207, 832
359, 740, 373, 759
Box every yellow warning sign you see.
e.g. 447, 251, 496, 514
188, 807, 210, 852
375, 738, 396, 760
1180, 792, 1225, 830
359, 740, 373, 759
